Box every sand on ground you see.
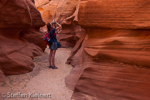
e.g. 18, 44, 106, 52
0, 48, 73, 100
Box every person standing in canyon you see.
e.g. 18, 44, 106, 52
47, 20, 62, 69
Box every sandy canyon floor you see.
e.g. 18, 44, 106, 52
0, 48, 73, 100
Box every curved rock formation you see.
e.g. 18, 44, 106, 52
73, 0, 150, 68
65, 0, 150, 99
0, 0, 46, 81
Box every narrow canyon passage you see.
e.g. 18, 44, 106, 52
0, 48, 73, 100
1, 0, 150, 100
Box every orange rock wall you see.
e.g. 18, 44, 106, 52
0, 0, 46, 81
78, 0, 150, 29
66, 0, 150, 99
66, 29, 150, 100
73, 0, 150, 67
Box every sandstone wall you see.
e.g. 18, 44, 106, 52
66, 0, 150, 99
0, 0, 46, 81
78, 0, 150, 29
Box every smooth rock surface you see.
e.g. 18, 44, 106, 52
0, 0, 46, 81
66, 0, 150, 99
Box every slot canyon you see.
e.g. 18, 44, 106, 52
0, 0, 150, 100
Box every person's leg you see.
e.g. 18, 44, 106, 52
49, 49, 53, 67
52, 50, 56, 67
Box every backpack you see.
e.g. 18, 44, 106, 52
43, 32, 52, 45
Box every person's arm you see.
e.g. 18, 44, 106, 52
55, 22, 62, 30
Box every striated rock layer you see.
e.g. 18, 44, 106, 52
0, 0, 46, 81
65, 0, 150, 100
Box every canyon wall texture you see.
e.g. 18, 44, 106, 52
0, 0, 46, 81
36, 0, 150, 100
65, 0, 150, 100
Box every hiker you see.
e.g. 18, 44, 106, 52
47, 20, 62, 69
